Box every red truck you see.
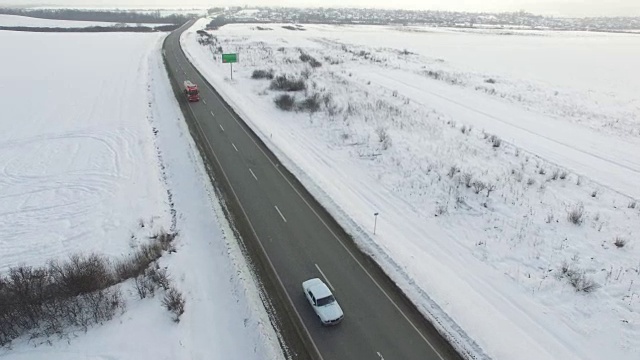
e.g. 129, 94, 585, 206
183, 80, 200, 102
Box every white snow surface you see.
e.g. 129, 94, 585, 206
182, 20, 640, 360
0, 14, 167, 28
0, 29, 282, 360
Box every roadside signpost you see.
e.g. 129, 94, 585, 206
373, 212, 379, 235
222, 53, 238, 79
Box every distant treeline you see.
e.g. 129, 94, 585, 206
206, 15, 227, 29
0, 24, 180, 33
0, 8, 190, 25
204, 15, 401, 30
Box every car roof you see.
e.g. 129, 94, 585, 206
309, 282, 332, 299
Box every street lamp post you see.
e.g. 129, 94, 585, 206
373, 212, 379, 235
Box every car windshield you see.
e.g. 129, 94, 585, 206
316, 295, 335, 306
187, 90, 198, 95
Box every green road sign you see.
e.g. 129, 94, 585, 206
222, 53, 238, 63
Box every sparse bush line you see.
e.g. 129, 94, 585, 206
251, 69, 274, 80
269, 74, 306, 92
0, 229, 178, 347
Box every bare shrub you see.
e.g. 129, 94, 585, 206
114, 255, 143, 281
141, 241, 163, 261
298, 93, 321, 113
153, 231, 177, 253
299, 52, 322, 68
472, 180, 486, 194
462, 172, 473, 188
376, 127, 392, 150
49, 254, 114, 297
559, 171, 568, 180
513, 170, 523, 183
567, 204, 585, 225
591, 189, 599, 198
274, 94, 295, 111
539, 181, 547, 191
489, 134, 502, 148
558, 262, 599, 293
299, 52, 312, 62
545, 213, 554, 223
486, 183, 497, 197
309, 58, 322, 68
460, 125, 467, 134
300, 67, 312, 80
269, 75, 306, 92
435, 204, 448, 216
527, 178, 535, 186
251, 69, 274, 80
447, 166, 459, 178
485, 78, 497, 84
147, 267, 170, 290
614, 236, 627, 248
162, 287, 186, 323
115, 231, 176, 281
322, 93, 333, 108
628, 201, 637, 209
568, 270, 598, 293
134, 274, 153, 299
323, 93, 338, 116
550, 169, 560, 180
538, 167, 546, 175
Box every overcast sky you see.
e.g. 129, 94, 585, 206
1, 0, 639, 17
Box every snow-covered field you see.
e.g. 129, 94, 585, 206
0, 14, 167, 28
0, 27, 281, 360
183, 19, 640, 360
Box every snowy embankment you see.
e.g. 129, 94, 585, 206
182, 19, 640, 360
0, 29, 281, 359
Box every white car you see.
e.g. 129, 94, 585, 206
302, 278, 344, 325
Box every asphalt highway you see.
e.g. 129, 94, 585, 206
163, 21, 464, 360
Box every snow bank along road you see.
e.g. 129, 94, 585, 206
164, 23, 462, 360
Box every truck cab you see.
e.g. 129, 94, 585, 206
183, 80, 200, 102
